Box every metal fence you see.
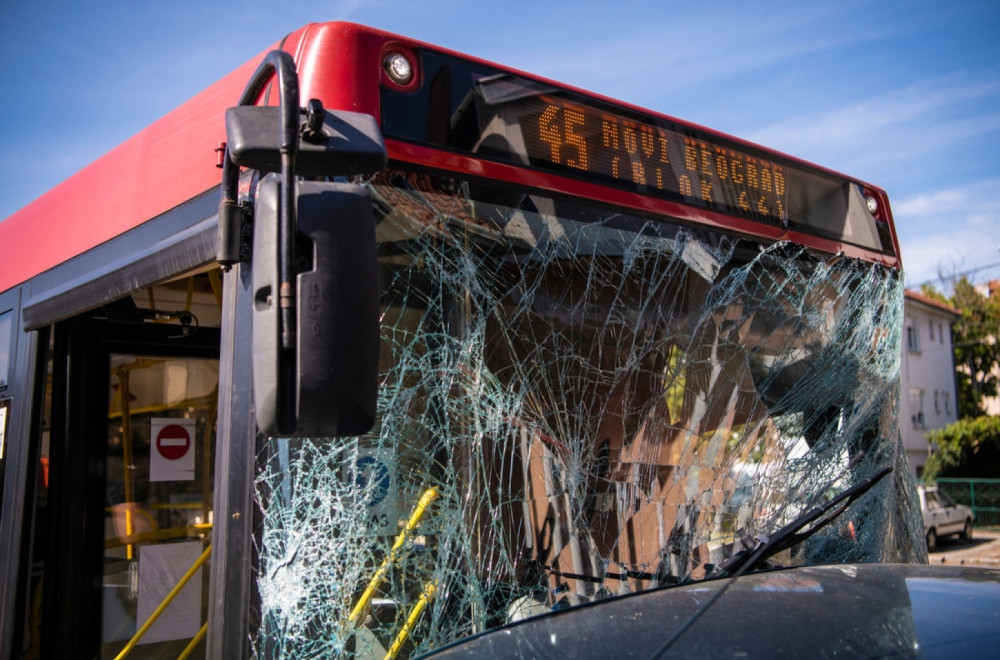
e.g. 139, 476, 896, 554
933, 478, 1000, 528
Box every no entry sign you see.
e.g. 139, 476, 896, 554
156, 424, 191, 460
150, 418, 196, 482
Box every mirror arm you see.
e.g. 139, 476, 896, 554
218, 50, 300, 432
218, 50, 300, 267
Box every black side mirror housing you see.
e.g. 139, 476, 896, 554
252, 175, 380, 437
222, 85, 386, 438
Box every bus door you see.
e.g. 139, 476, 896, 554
30, 279, 221, 660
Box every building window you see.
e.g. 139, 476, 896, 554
910, 388, 925, 427
934, 390, 940, 415
944, 392, 952, 416
939, 322, 944, 344
906, 324, 919, 352
929, 321, 935, 341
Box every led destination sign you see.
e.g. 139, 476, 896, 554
380, 50, 892, 255
521, 96, 788, 223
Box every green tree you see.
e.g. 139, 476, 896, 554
924, 415, 1000, 480
952, 278, 1000, 417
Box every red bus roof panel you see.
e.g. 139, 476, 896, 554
0, 22, 900, 295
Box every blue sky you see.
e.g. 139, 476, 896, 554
1, 0, 998, 289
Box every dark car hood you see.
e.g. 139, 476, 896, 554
420, 564, 1000, 659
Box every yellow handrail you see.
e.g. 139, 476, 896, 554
106, 394, 218, 420
176, 621, 208, 660
113, 544, 212, 660
348, 487, 439, 627
118, 369, 135, 560
384, 581, 437, 659
105, 523, 212, 550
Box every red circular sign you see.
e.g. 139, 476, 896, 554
156, 424, 191, 460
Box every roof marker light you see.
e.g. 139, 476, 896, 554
384, 52, 413, 85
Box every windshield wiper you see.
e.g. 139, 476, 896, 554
646, 465, 893, 660
711, 464, 893, 578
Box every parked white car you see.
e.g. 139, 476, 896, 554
918, 485, 974, 551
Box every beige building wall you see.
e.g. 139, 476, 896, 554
899, 290, 960, 477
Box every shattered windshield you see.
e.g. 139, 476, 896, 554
253, 171, 924, 658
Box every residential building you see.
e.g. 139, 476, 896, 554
899, 289, 960, 477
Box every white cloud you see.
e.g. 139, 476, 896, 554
475, 3, 861, 102
745, 76, 1000, 171
894, 179, 1000, 287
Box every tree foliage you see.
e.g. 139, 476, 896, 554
924, 415, 1000, 480
953, 278, 1000, 417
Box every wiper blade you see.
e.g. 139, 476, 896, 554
646, 465, 893, 660
712, 465, 893, 578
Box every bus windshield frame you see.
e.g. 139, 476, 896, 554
251, 167, 919, 656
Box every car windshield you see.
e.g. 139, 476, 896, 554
252, 172, 925, 657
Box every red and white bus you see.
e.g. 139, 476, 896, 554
0, 22, 927, 659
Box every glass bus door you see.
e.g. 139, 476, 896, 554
32, 288, 220, 660
100, 350, 218, 657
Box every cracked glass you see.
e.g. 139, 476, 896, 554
252, 170, 923, 658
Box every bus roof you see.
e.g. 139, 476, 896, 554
0, 22, 900, 295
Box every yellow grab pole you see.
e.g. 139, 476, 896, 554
384, 581, 437, 660
201, 394, 217, 527
348, 487, 439, 626
113, 544, 212, 660
176, 621, 208, 660
118, 368, 136, 560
